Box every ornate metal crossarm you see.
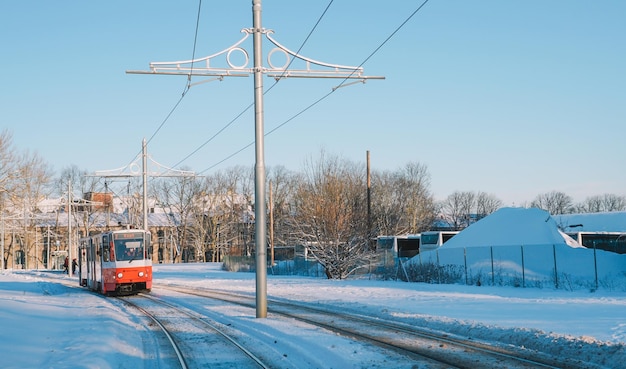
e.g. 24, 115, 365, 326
93, 157, 196, 178
126, 28, 384, 82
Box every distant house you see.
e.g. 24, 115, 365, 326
2, 191, 254, 269
553, 211, 626, 233
553, 211, 626, 254
80, 192, 113, 212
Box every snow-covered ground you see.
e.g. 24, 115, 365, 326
2, 262, 625, 368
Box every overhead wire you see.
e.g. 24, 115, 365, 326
200, 0, 431, 173
167, 0, 334, 171
122, 0, 203, 171
91, 177, 135, 223
146, 0, 203, 146
97, 1, 203, 201
264, 0, 334, 94
334, 0, 430, 90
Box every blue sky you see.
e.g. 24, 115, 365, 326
1, 1, 624, 206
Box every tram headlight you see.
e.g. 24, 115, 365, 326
117, 272, 123, 279
138, 271, 144, 277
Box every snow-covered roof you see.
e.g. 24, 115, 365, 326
441, 207, 582, 249
28, 212, 182, 228
553, 211, 626, 233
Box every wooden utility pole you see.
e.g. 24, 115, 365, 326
367, 150, 372, 248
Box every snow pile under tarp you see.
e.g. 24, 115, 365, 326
442, 207, 582, 249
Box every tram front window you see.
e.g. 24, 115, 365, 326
115, 240, 144, 261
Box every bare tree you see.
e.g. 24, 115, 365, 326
153, 172, 202, 262
191, 167, 256, 263
215, 166, 255, 258
8, 150, 53, 268
266, 166, 300, 248
152, 165, 257, 263
0, 129, 17, 195
55, 165, 97, 198
0, 132, 53, 268
0, 130, 18, 268
441, 191, 475, 229
475, 192, 503, 219
371, 162, 436, 235
291, 152, 372, 279
370, 170, 401, 236
531, 191, 574, 215
198, 175, 232, 262
398, 163, 437, 233
56, 165, 102, 238
187, 178, 212, 262
576, 194, 626, 213
440, 191, 502, 229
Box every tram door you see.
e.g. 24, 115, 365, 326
78, 240, 87, 286
85, 239, 93, 289
88, 238, 97, 290
93, 235, 103, 292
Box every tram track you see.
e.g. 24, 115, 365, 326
117, 294, 272, 369
117, 298, 189, 369
22, 272, 273, 368
158, 283, 596, 369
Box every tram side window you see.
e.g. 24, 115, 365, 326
102, 243, 110, 262
102, 235, 110, 262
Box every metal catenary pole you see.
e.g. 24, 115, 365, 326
91, 139, 197, 230
0, 189, 4, 270
252, 0, 267, 317
68, 181, 72, 277
127, 0, 383, 318
143, 138, 149, 232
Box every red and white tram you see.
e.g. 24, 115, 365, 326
78, 229, 152, 295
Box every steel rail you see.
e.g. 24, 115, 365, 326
128, 293, 271, 369
116, 297, 188, 369
159, 284, 589, 369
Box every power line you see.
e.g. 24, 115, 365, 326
168, 1, 335, 171
146, 0, 203, 146
265, 0, 334, 94
199, 89, 331, 174
334, 0, 431, 90
169, 101, 254, 170
124, 1, 204, 170
201, 0, 430, 172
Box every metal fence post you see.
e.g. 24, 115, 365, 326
593, 243, 598, 290
521, 245, 525, 288
436, 250, 441, 284
464, 247, 468, 285
553, 244, 559, 289
490, 246, 494, 286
